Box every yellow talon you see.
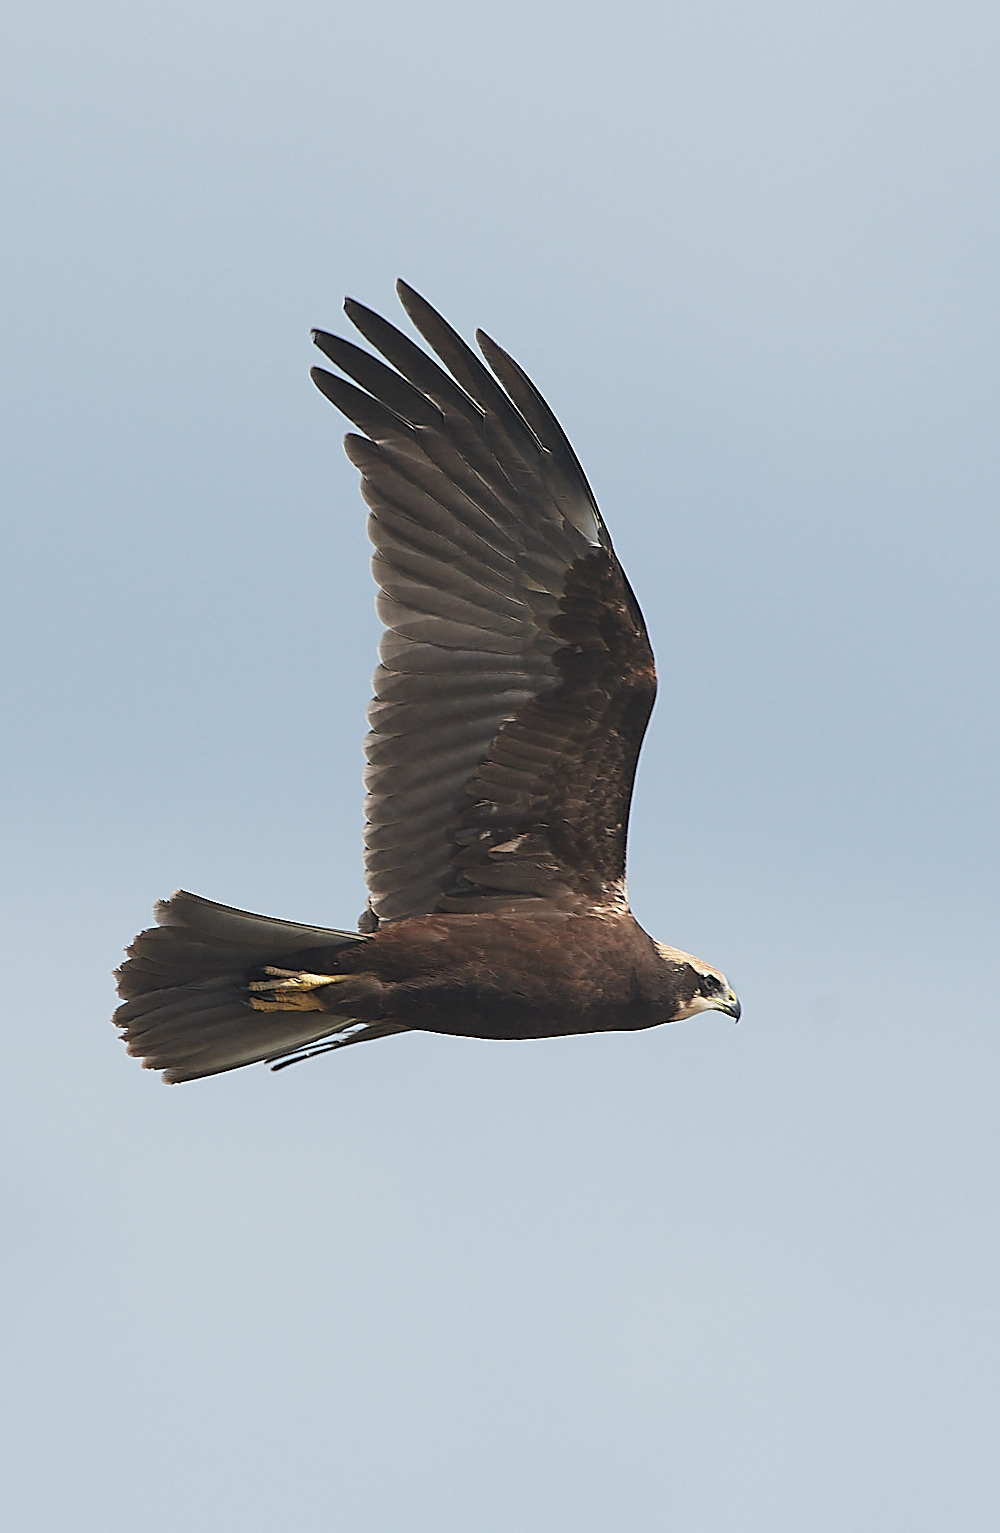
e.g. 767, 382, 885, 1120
248, 967, 346, 1013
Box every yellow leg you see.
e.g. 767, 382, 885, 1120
248, 967, 348, 1013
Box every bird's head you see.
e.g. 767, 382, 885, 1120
654, 943, 741, 1022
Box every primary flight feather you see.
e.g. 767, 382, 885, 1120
114, 282, 739, 1082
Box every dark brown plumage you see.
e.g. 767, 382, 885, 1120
114, 282, 739, 1083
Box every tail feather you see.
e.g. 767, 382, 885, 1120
120, 978, 361, 1085
113, 891, 387, 1084
116, 889, 365, 999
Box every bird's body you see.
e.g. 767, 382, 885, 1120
115, 283, 738, 1082
259, 913, 716, 1042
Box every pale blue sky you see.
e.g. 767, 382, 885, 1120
2, 3, 998, 1528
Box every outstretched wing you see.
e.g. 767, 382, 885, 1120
312, 282, 657, 926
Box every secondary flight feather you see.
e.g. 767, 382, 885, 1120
114, 282, 739, 1082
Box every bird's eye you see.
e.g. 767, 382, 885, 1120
702, 975, 722, 995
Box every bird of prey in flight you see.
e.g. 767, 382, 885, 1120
114, 281, 739, 1082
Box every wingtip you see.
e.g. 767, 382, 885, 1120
395, 279, 427, 327
309, 364, 333, 395
475, 327, 505, 367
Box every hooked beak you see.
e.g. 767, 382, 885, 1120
720, 988, 741, 1022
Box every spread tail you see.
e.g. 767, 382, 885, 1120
114, 890, 397, 1084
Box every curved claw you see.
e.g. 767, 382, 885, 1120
248, 967, 346, 1013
